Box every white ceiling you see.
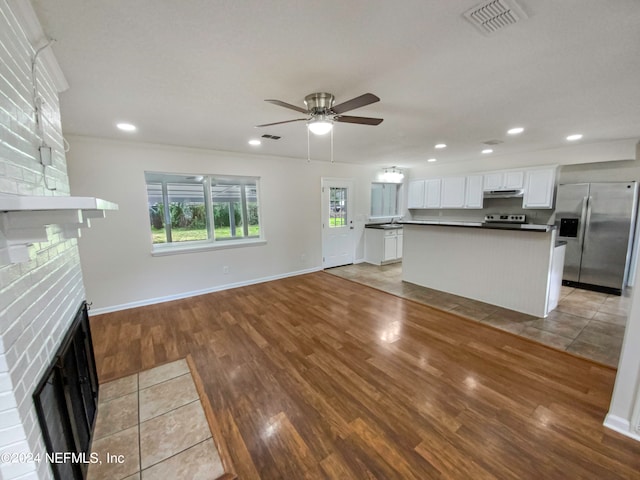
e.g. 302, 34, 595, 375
31, 0, 640, 168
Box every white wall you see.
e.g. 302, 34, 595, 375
606, 281, 640, 440
66, 136, 384, 313
606, 152, 640, 440
0, 2, 83, 479
558, 159, 640, 184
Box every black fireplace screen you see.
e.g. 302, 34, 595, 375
33, 301, 99, 480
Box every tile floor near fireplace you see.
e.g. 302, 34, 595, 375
87, 359, 224, 480
326, 263, 629, 367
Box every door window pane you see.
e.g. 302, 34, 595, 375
330, 187, 347, 227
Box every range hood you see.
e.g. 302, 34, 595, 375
483, 189, 524, 199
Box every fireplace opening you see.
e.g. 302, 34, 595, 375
33, 302, 99, 480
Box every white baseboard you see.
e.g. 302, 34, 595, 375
603, 414, 640, 441
89, 266, 323, 316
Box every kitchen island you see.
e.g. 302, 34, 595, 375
400, 221, 564, 317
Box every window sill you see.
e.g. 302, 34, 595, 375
151, 238, 267, 257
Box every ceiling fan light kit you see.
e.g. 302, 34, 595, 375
307, 116, 333, 135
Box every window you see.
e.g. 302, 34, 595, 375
329, 187, 348, 228
145, 172, 262, 252
371, 183, 400, 217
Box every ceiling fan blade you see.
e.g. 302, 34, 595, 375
334, 115, 383, 126
255, 118, 308, 127
331, 93, 380, 114
265, 99, 308, 114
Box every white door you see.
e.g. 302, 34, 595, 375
322, 179, 354, 268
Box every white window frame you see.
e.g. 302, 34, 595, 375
370, 182, 402, 220
145, 171, 265, 256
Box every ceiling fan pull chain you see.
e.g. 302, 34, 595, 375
307, 127, 311, 163
330, 127, 334, 163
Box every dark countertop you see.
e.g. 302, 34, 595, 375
365, 223, 404, 230
399, 220, 556, 233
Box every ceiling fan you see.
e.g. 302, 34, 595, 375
256, 92, 383, 135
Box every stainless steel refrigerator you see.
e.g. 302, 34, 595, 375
555, 182, 638, 294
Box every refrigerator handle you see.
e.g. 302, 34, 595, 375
582, 196, 593, 250
578, 196, 589, 248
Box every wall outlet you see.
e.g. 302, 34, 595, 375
223, 266, 229, 274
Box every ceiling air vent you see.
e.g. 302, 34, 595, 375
483, 139, 504, 145
261, 134, 281, 140
463, 0, 528, 35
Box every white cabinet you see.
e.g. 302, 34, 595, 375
523, 167, 556, 209
383, 234, 397, 261
440, 177, 466, 208
407, 180, 425, 208
424, 178, 441, 208
483, 170, 524, 191
505, 171, 525, 189
365, 227, 403, 265
407, 165, 556, 211
464, 175, 484, 209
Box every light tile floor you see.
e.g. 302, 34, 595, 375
327, 263, 630, 367
88, 359, 224, 480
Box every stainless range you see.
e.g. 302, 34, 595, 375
484, 214, 526, 224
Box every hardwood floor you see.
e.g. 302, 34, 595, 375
91, 272, 640, 479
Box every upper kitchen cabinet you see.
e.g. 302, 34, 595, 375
424, 178, 441, 208
523, 167, 557, 209
483, 170, 524, 191
464, 175, 484, 209
441, 176, 466, 208
407, 180, 425, 208
408, 178, 441, 208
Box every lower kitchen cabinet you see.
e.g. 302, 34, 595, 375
365, 227, 403, 265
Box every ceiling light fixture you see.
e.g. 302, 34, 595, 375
507, 127, 524, 135
482, 148, 493, 154
435, 143, 447, 149
307, 116, 333, 135
116, 122, 136, 132
566, 134, 583, 141
427, 158, 437, 163
382, 167, 404, 183
248, 139, 261, 146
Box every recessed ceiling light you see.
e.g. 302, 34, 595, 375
248, 139, 261, 146
482, 148, 493, 154
434, 143, 447, 149
427, 158, 437, 163
507, 127, 524, 135
116, 122, 136, 132
566, 134, 583, 141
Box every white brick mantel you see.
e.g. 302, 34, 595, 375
0, 195, 118, 265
